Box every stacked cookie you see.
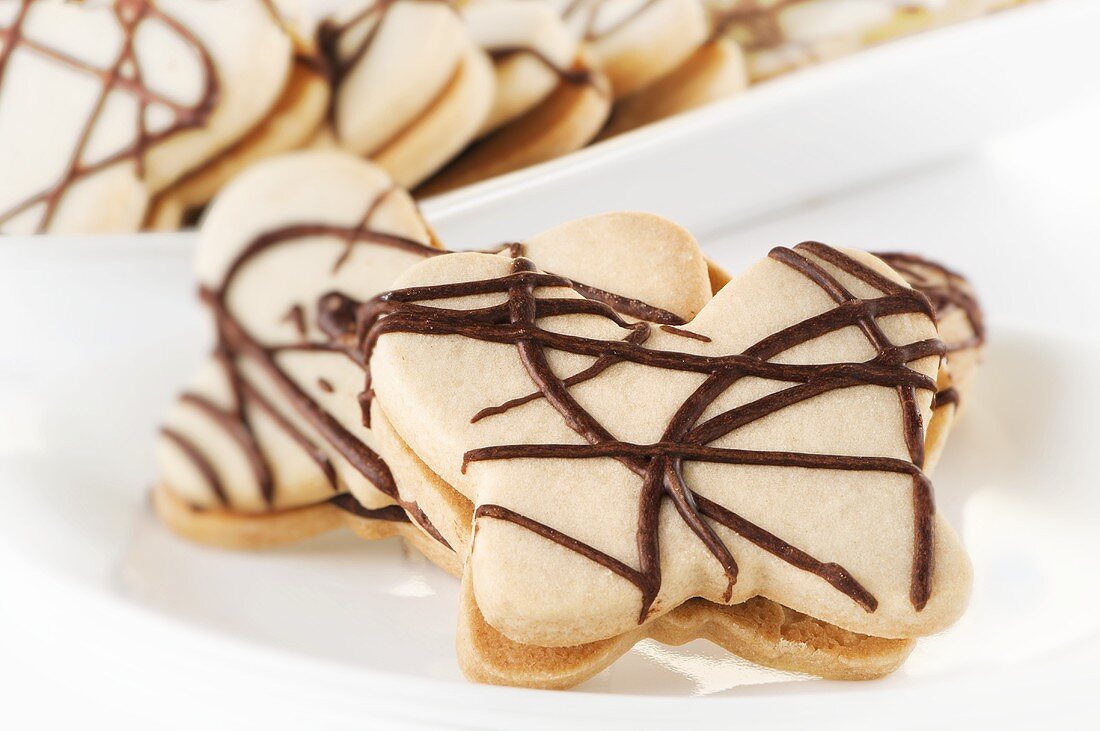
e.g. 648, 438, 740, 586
155, 150, 984, 688
1, 0, 1025, 235
706, 0, 1025, 82
277, 0, 752, 193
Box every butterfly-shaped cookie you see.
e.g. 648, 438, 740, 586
366, 223, 973, 662
156, 151, 978, 686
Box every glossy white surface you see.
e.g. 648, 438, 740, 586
3, 112, 1100, 725
3, 7, 1100, 730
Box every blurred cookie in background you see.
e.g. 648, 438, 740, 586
310, 0, 495, 189
418, 0, 611, 195
0, 0, 301, 234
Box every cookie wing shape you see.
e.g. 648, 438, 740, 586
551, 0, 709, 98
316, 0, 494, 188
368, 239, 972, 646
418, 0, 612, 197
155, 151, 452, 552
464, 0, 587, 135
876, 251, 985, 409
0, 0, 293, 234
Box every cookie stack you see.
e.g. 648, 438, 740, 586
154, 150, 983, 688
0, 0, 738, 233
1, 0, 1023, 236
706, 0, 1024, 82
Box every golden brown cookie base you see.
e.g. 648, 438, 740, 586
457, 567, 914, 689
599, 38, 746, 140
417, 67, 611, 197
373, 402, 921, 688
151, 483, 460, 576
368, 45, 495, 189
145, 58, 329, 230
653, 598, 915, 681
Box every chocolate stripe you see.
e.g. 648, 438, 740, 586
160, 427, 228, 507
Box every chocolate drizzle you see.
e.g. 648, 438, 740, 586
486, 46, 598, 90
361, 242, 947, 618
185, 492, 410, 523
0, 0, 219, 233
163, 185, 449, 546
328, 493, 410, 522
876, 252, 985, 354
316, 0, 456, 146
315, 0, 393, 92
561, 0, 664, 42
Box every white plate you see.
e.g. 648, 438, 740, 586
4, 6, 1100, 723
3, 129, 1100, 726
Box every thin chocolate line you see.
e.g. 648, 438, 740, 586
330, 493, 410, 522
692, 492, 878, 612
562, 0, 663, 43
463, 442, 926, 476
476, 504, 646, 588
283, 304, 308, 339
486, 46, 596, 88
160, 426, 229, 507
659, 325, 711, 342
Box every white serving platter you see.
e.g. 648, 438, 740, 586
2, 2, 1100, 728
3, 133, 1100, 730
421, 0, 1100, 246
